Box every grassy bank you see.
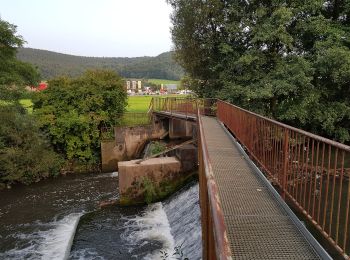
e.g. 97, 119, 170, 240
126, 96, 153, 112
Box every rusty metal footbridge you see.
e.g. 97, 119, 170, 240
151, 97, 350, 259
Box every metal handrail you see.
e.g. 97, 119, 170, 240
152, 96, 350, 258
217, 100, 350, 258
219, 100, 350, 152
197, 103, 232, 260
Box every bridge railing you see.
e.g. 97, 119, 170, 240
217, 100, 350, 258
151, 96, 217, 117
197, 105, 232, 260
152, 96, 197, 116
100, 112, 151, 140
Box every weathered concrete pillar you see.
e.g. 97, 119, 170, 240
175, 144, 198, 172
101, 141, 124, 172
169, 118, 194, 139
118, 157, 182, 205
101, 118, 167, 172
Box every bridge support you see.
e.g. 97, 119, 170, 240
169, 118, 194, 139
101, 113, 197, 172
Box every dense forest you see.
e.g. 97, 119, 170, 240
168, 0, 350, 143
17, 48, 184, 80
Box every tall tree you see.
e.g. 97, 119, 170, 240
168, 0, 350, 142
0, 18, 61, 186
168, 0, 227, 97
0, 105, 62, 185
0, 18, 40, 86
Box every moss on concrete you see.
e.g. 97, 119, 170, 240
120, 171, 198, 206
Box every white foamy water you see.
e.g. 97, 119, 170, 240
92, 172, 118, 178
121, 183, 202, 260
1, 213, 82, 260
69, 248, 105, 260
164, 184, 202, 260
122, 202, 175, 259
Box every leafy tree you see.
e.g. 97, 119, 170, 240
167, 0, 226, 97
0, 18, 23, 59
0, 18, 61, 186
0, 104, 62, 185
33, 70, 127, 164
168, 0, 350, 142
0, 18, 40, 86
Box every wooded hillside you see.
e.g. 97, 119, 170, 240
17, 48, 184, 80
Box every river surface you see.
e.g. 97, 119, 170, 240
0, 172, 202, 259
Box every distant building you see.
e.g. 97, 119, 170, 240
125, 79, 143, 93
37, 82, 48, 91
137, 81, 142, 90
27, 82, 48, 92
165, 84, 177, 93
131, 80, 137, 90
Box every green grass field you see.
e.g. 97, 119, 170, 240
147, 79, 180, 85
126, 96, 153, 112
2, 96, 177, 114
126, 95, 184, 112
0, 99, 34, 113
19, 99, 33, 113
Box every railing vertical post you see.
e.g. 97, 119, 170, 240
282, 129, 289, 200
198, 114, 209, 260
208, 208, 216, 260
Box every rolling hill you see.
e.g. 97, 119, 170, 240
17, 48, 184, 80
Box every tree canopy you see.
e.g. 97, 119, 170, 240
0, 18, 40, 86
168, 0, 350, 142
33, 70, 127, 164
0, 18, 61, 186
0, 105, 62, 185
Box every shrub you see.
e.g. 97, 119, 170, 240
0, 105, 62, 185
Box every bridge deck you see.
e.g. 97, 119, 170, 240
201, 116, 321, 259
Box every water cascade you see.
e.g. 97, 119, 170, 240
0, 172, 201, 260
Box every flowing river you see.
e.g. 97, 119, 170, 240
0, 172, 202, 259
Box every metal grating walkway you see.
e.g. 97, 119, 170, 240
201, 116, 322, 259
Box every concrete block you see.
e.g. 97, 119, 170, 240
118, 157, 181, 203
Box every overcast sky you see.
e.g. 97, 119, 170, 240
0, 0, 173, 57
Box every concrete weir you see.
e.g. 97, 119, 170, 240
101, 123, 167, 172
118, 157, 181, 204
101, 113, 198, 204
101, 113, 196, 172
118, 143, 198, 205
